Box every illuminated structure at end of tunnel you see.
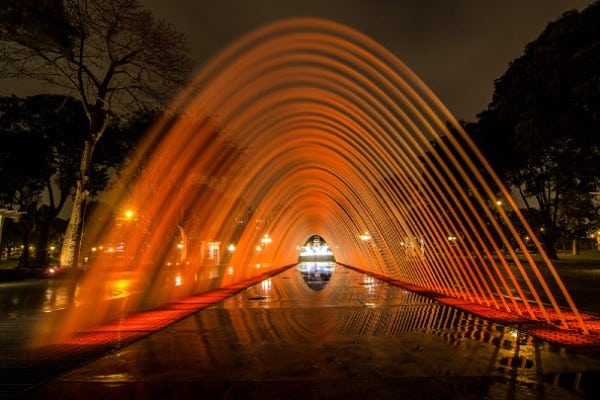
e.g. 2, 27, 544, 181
36, 17, 593, 344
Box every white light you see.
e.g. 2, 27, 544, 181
299, 245, 334, 256
261, 278, 271, 292
261, 234, 272, 244
359, 232, 371, 241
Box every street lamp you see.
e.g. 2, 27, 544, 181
494, 199, 506, 255
261, 234, 272, 245
359, 231, 371, 241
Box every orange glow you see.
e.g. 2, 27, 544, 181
33, 17, 590, 345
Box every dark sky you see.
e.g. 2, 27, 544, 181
1, 0, 593, 121
139, 0, 593, 121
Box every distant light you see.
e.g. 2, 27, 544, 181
299, 245, 333, 257
359, 232, 371, 241
261, 234, 272, 244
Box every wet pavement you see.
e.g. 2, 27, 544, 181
11, 263, 600, 399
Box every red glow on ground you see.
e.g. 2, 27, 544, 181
348, 265, 600, 354
32, 266, 290, 354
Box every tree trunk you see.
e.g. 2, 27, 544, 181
17, 218, 34, 268
572, 238, 580, 256
59, 181, 86, 268
34, 219, 52, 266
541, 231, 559, 260
59, 140, 94, 268
33, 203, 62, 267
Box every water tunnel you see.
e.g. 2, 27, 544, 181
36, 17, 597, 345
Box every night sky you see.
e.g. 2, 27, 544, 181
1, 0, 594, 122
140, 0, 592, 121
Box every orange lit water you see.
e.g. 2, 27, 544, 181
35, 18, 588, 344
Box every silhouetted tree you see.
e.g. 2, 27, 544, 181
0, 0, 193, 267
0, 94, 80, 267
473, 2, 600, 258
0, 94, 153, 267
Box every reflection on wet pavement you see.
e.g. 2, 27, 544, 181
25, 264, 600, 399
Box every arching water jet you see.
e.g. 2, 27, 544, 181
35, 17, 589, 344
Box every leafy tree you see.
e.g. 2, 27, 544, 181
1, 95, 75, 267
0, 0, 192, 267
0, 94, 151, 267
473, 2, 600, 258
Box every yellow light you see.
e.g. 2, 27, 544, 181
261, 234, 272, 244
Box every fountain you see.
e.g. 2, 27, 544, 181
36, 17, 590, 345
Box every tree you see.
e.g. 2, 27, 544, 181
473, 2, 600, 259
0, 94, 66, 267
0, 94, 145, 267
0, 0, 192, 267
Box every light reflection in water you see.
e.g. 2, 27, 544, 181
135, 267, 599, 399
261, 278, 272, 292
42, 285, 72, 313
298, 261, 335, 291
0, 280, 79, 320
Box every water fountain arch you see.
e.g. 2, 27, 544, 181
48, 17, 590, 341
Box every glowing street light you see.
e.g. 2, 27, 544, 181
359, 231, 371, 241
261, 234, 272, 245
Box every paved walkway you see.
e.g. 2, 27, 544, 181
13, 265, 600, 399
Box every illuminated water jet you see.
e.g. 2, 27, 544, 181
37, 17, 589, 343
